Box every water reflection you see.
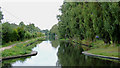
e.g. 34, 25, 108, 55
2, 41, 59, 66
57, 41, 120, 66
2, 57, 29, 68
1, 40, 120, 67
51, 39, 60, 48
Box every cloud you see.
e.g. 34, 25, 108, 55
1, 0, 63, 2
1, 0, 63, 30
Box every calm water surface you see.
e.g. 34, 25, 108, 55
12, 41, 59, 66
2, 40, 120, 67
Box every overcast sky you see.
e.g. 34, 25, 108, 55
0, 0, 63, 30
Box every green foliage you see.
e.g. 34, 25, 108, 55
87, 46, 119, 57
25, 31, 32, 39
2, 21, 44, 45
16, 27, 25, 41
19, 21, 25, 27
25, 23, 40, 33
57, 2, 120, 45
1, 37, 44, 57
41, 29, 49, 36
0, 8, 3, 44
2, 22, 13, 43
49, 24, 60, 40
12, 29, 19, 41
0, 8, 3, 23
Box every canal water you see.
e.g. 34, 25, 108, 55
2, 40, 120, 67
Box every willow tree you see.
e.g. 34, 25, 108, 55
102, 2, 120, 44
57, 1, 120, 45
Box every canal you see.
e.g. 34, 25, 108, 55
2, 40, 120, 67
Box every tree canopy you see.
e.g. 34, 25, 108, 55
57, 2, 120, 45
49, 24, 60, 40
2, 22, 44, 44
0, 7, 3, 23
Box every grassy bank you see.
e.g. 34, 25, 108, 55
87, 46, 119, 57
1, 37, 44, 47
87, 46, 119, 58
71, 39, 119, 58
82, 40, 119, 58
1, 37, 45, 58
60, 38, 119, 58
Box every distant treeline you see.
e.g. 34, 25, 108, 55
49, 24, 59, 40
0, 8, 44, 44
2, 22, 44, 44
56, 2, 120, 45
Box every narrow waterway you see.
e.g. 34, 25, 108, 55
12, 41, 59, 66
2, 40, 120, 67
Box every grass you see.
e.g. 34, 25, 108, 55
81, 45, 90, 51
1, 41, 20, 47
80, 39, 120, 62
81, 39, 92, 45
60, 38, 69, 41
1, 38, 42, 47
84, 40, 119, 58
1, 37, 45, 58
53, 38, 119, 58
87, 46, 118, 57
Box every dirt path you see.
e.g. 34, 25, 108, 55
0, 40, 30, 51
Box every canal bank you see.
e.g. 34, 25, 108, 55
2, 41, 59, 66
1, 40, 120, 67
70, 39, 120, 61
0, 51, 37, 62
1, 37, 45, 58
82, 51, 120, 61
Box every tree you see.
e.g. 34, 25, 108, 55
25, 31, 31, 39
2, 22, 13, 44
19, 21, 25, 27
0, 7, 3, 45
0, 7, 3, 23
16, 27, 25, 41
49, 24, 60, 39
57, 2, 120, 45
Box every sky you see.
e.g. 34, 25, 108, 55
0, 0, 64, 30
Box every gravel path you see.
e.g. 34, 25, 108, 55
0, 40, 30, 51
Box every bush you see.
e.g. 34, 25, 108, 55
25, 31, 32, 39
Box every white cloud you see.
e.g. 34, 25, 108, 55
1, 0, 63, 2
1, 0, 63, 30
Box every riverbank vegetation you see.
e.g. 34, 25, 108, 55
87, 46, 118, 57
0, 7, 46, 58
1, 37, 45, 58
49, 24, 60, 40
0, 8, 3, 48
2, 22, 45, 45
58, 41, 120, 66
0, 8, 45, 46
57, 2, 120, 45
0, 8, 44, 45
54, 2, 120, 58
2, 37, 39, 47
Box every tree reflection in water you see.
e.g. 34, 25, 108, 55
57, 41, 120, 66
1, 40, 120, 67
2, 57, 30, 68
